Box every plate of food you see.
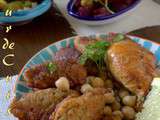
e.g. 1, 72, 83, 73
9, 33, 160, 120
0, 0, 52, 24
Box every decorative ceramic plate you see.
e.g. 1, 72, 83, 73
15, 34, 160, 99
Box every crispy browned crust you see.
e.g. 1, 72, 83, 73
24, 62, 59, 89
106, 39, 156, 96
50, 88, 112, 120
24, 47, 87, 89
10, 88, 79, 120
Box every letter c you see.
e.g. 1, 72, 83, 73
3, 54, 14, 66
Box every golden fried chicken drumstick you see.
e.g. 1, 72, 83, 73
10, 88, 79, 120
50, 88, 113, 120
106, 39, 156, 96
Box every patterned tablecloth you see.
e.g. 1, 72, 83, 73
0, 76, 17, 120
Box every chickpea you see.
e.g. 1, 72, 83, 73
115, 96, 121, 103
103, 115, 121, 120
113, 111, 123, 119
103, 106, 112, 116
86, 76, 95, 82
103, 116, 113, 120
122, 106, 135, 120
55, 77, 70, 91
112, 115, 122, 120
119, 89, 129, 99
89, 77, 104, 88
81, 0, 93, 6
81, 84, 93, 93
104, 79, 113, 88
86, 76, 93, 85
122, 96, 136, 107
111, 101, 121, 111
104, 93, 115, 104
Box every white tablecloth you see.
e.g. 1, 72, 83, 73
1, 0, 160, 119
0, 75, 17, 120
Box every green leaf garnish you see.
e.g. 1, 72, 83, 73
113, 34, 125, 42
79, 41, 110, 71
47, 62, 57, 74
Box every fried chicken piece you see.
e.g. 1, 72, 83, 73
24, 62, 59, 89
10, 88, 79, 120
106, 39, 156, 96
55, 59, 87, 87
24, 47, 87, 89
50, 88, 112, 120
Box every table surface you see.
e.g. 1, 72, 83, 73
0, 0, 160, 77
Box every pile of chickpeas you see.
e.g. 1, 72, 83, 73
55, 76, 138, 120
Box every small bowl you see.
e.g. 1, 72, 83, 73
67, 0, 141, 25
0, 0, 52, 25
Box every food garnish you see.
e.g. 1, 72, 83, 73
79, 34, 125, 71
47, 62, 57, 74
79, 41, 110, 71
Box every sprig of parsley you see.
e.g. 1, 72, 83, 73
79, 41, 110, 71
79, 34, 125, 71
47, 62, 57, 74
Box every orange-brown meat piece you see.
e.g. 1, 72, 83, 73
50, 88, 112, 120
24, 47, 87, 89
106, 39, 156, 96
24, 62, 59, 89
10, 88, 78, 120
